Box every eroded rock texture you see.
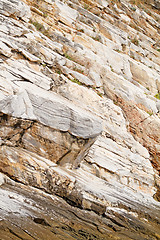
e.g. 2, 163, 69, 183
0, 0, 160, 239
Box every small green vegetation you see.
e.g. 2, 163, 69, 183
144, 8, 151, 16
92, 36, 101, 42
64, 52, 79, 64
30, 20, 50, 38
70, 78, 82, 85
92, 86, 103, 97
157, 49, 160, 52
32, 21, 44, 31
154, 93, 160, 100
38, 7, 48, 18
73, 67, 84, 74
130, 55, 135, 60
113, 100, 118, 105
129, 0, 142, 6
43, 12, 48, 18
64, 52, 73, 61
147, 111, 153, 116
130, 6, 136, 11
84, 3, 90, 10
55, 69, 62, 75
131, 38, 139, 46
110, 65, 114, 72
97, 91, 103, 97
114, 49, 121, 53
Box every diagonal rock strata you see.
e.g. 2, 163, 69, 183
0, 0, 160, 239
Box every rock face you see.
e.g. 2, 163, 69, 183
0, 0, 160, 239
0, 0, 31, 21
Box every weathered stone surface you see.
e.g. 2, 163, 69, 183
0, 40, 12, 57
117, 98, 160, 174
3, 59, 52, 90
0, 0, 31, 21
54, 0, 78, 27
130, 59, 160, 95
0, 0, 160, 238
1, 180, 159, 240
102, 66, 158, 114
0, 82, 102, 139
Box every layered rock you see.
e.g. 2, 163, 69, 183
0, 0, 160, 239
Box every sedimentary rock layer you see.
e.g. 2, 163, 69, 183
0, 0, 160, 239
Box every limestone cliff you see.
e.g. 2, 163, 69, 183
0, 0, 160, 239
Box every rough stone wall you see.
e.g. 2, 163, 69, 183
0, 0, 160, 239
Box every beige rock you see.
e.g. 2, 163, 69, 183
0, 0, 160, 238
130, 59, 160, 94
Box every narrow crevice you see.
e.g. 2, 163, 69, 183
7, 221, 38, 240
33, 217, 51, 227
8, 228, 24, 240
105, 215, 127, 228
56, 149, 72, 165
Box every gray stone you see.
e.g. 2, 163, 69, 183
0, 0, 31, 22
0, 41, 12, 57
0, 82, 102, 139
70, 71, 94, 86
4, 59, 52, 90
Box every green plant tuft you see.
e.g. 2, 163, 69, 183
73, 67, 84, 74
110, 65, 114, 72
70, 78, 82, 85
30, 20, 50, 38
154, 93, 160, 100
92, 36, 101, 42
84, 3, 90, 10
131, 38, 139, 46
114, 49, 121, 53
32, 21, 44, 31
55, 69, 62, 75
97, 91, 103, 97
64, 52, 73, 60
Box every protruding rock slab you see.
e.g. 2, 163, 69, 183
0, 82, 102, 139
